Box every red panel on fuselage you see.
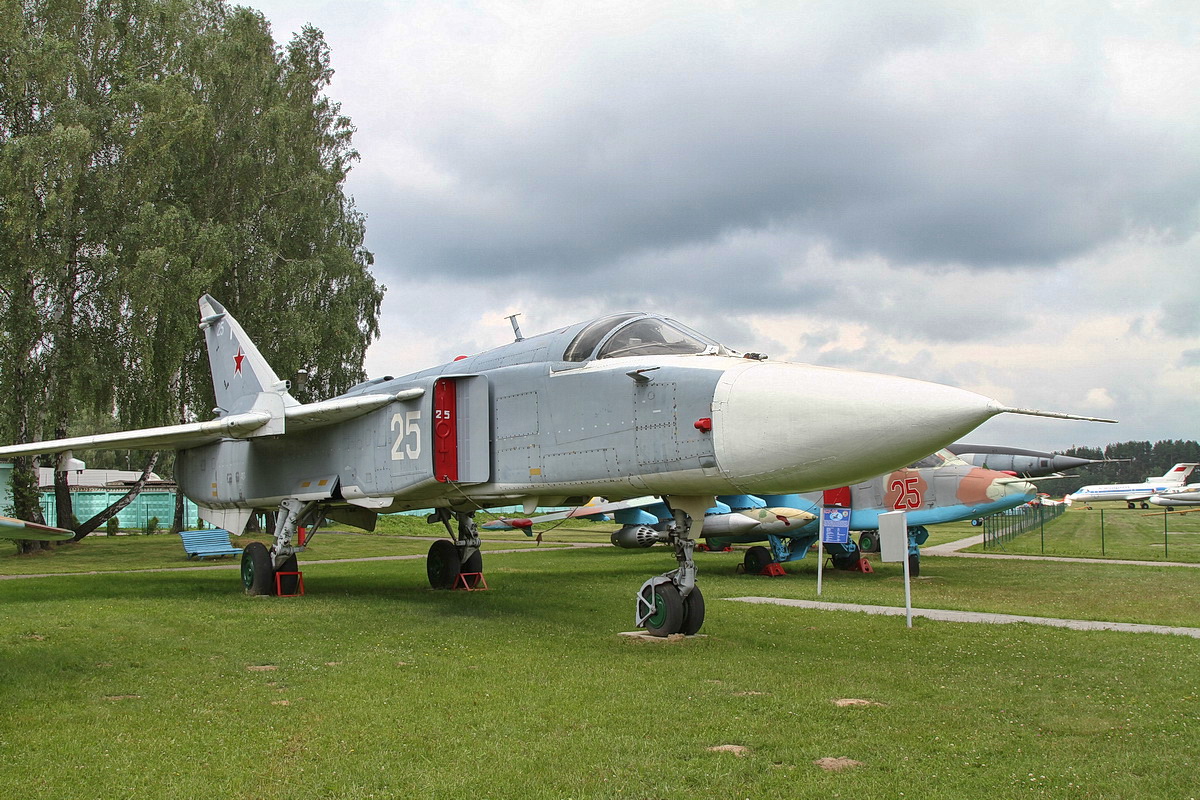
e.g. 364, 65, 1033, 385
823, 486, 851, 507
433, 378, 458, 482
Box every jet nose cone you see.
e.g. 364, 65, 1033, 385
712, 361, 1005, 492
999, 478, 1038, 501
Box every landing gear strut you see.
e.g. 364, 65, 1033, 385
635, 495, 711, 636
426, 509, 483, 589
241, 497, 318, 596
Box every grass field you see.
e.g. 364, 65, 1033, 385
2, 523, 1198, 799
965, 505, 1200, 563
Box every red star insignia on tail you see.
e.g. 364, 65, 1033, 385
233, 348, 245, 374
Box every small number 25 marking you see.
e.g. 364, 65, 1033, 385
890, 476, 922, 510
390, 410, 422, 460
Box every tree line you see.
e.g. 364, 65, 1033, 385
1, 0, 382, 550
1058, 440, 1200, 494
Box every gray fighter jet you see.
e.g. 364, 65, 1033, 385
946, 443, 1116, 478
0, 296, 1112, 635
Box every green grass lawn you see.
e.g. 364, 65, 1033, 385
2, 541, 1197, 799
964, 506, 1200, 563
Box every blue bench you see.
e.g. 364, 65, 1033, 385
179, 529, 244, 559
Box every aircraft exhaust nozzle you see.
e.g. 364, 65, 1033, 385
611, 525, 666, 548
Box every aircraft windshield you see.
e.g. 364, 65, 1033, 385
906, 449, 969, 469
597, 318, 714, 359
562, 314, 642, 362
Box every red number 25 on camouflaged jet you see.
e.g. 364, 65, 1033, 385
0, 296, 1113, 636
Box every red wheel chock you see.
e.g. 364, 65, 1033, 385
855, 558, 874, 573
760, 562, 786, 577
275, 571, 305, 597
454, 572, 489, 591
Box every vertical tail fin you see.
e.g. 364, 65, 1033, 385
1157, 463, 1199, 485
198, 295, 297, 423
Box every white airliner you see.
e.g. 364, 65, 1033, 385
1065, 464, 1200, 508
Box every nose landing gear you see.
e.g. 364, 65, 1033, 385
634, 495, 712, 637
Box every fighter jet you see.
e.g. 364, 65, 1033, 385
1142, 484, 1200, 510
1065, 464, 1200, 509
602, 449, 1037, 577
1148, 486, 1200, 511
0, 296, 1112, 636
946, 443, 1118, 478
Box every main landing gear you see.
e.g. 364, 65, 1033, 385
635, 495, 711, 637
242, 497, 316, 596
425, 509, 484, 589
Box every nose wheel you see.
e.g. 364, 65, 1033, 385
636, 580, 706, 636
634, 495, 712, 636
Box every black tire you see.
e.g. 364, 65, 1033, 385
744, 545, 773, 574
680, 585, 705, 636
908, 552, 920, 578
1140, 502, 1149, 509
275, 554, 299, 595
831, 552, 859, 571
241, 542, 274, 596
459, 549, 484, 589
641, 582, 684, 637
427, 539, 461, 589
858, 531, 878, 552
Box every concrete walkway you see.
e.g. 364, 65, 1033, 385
923, 533, 1200, 568
727, 596, 1200, 639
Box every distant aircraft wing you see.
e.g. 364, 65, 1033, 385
0, 412, 274, 458
0, 516, 74, 541
482, 496, 660, 530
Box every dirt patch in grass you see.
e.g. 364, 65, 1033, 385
833, 698, 885, 708
707, 745, 750, 756
246, 665, 278, 672
814, 756, 863, 771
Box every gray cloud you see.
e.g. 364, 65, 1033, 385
252, 0, 1200, 453
344, 0, 1200, 305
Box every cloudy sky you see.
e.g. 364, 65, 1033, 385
247, 0, 1198, 453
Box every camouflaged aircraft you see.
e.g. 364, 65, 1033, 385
0, 296, 1113, 636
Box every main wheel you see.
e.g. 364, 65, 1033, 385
427, 539, 461, 589
641, 582, 684, 637
680, 585, 705, 636
744, 545, 773, 574
858, 531, 878, 552
831, 552, 859, 570
241, 541, 274, 596
908, 552, 920, 578
459, 549, 484, 589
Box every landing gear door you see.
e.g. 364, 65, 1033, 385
433, 375, 491, 484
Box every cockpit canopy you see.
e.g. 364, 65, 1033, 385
562, 314, 722, 362
907, 449, 970, 469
